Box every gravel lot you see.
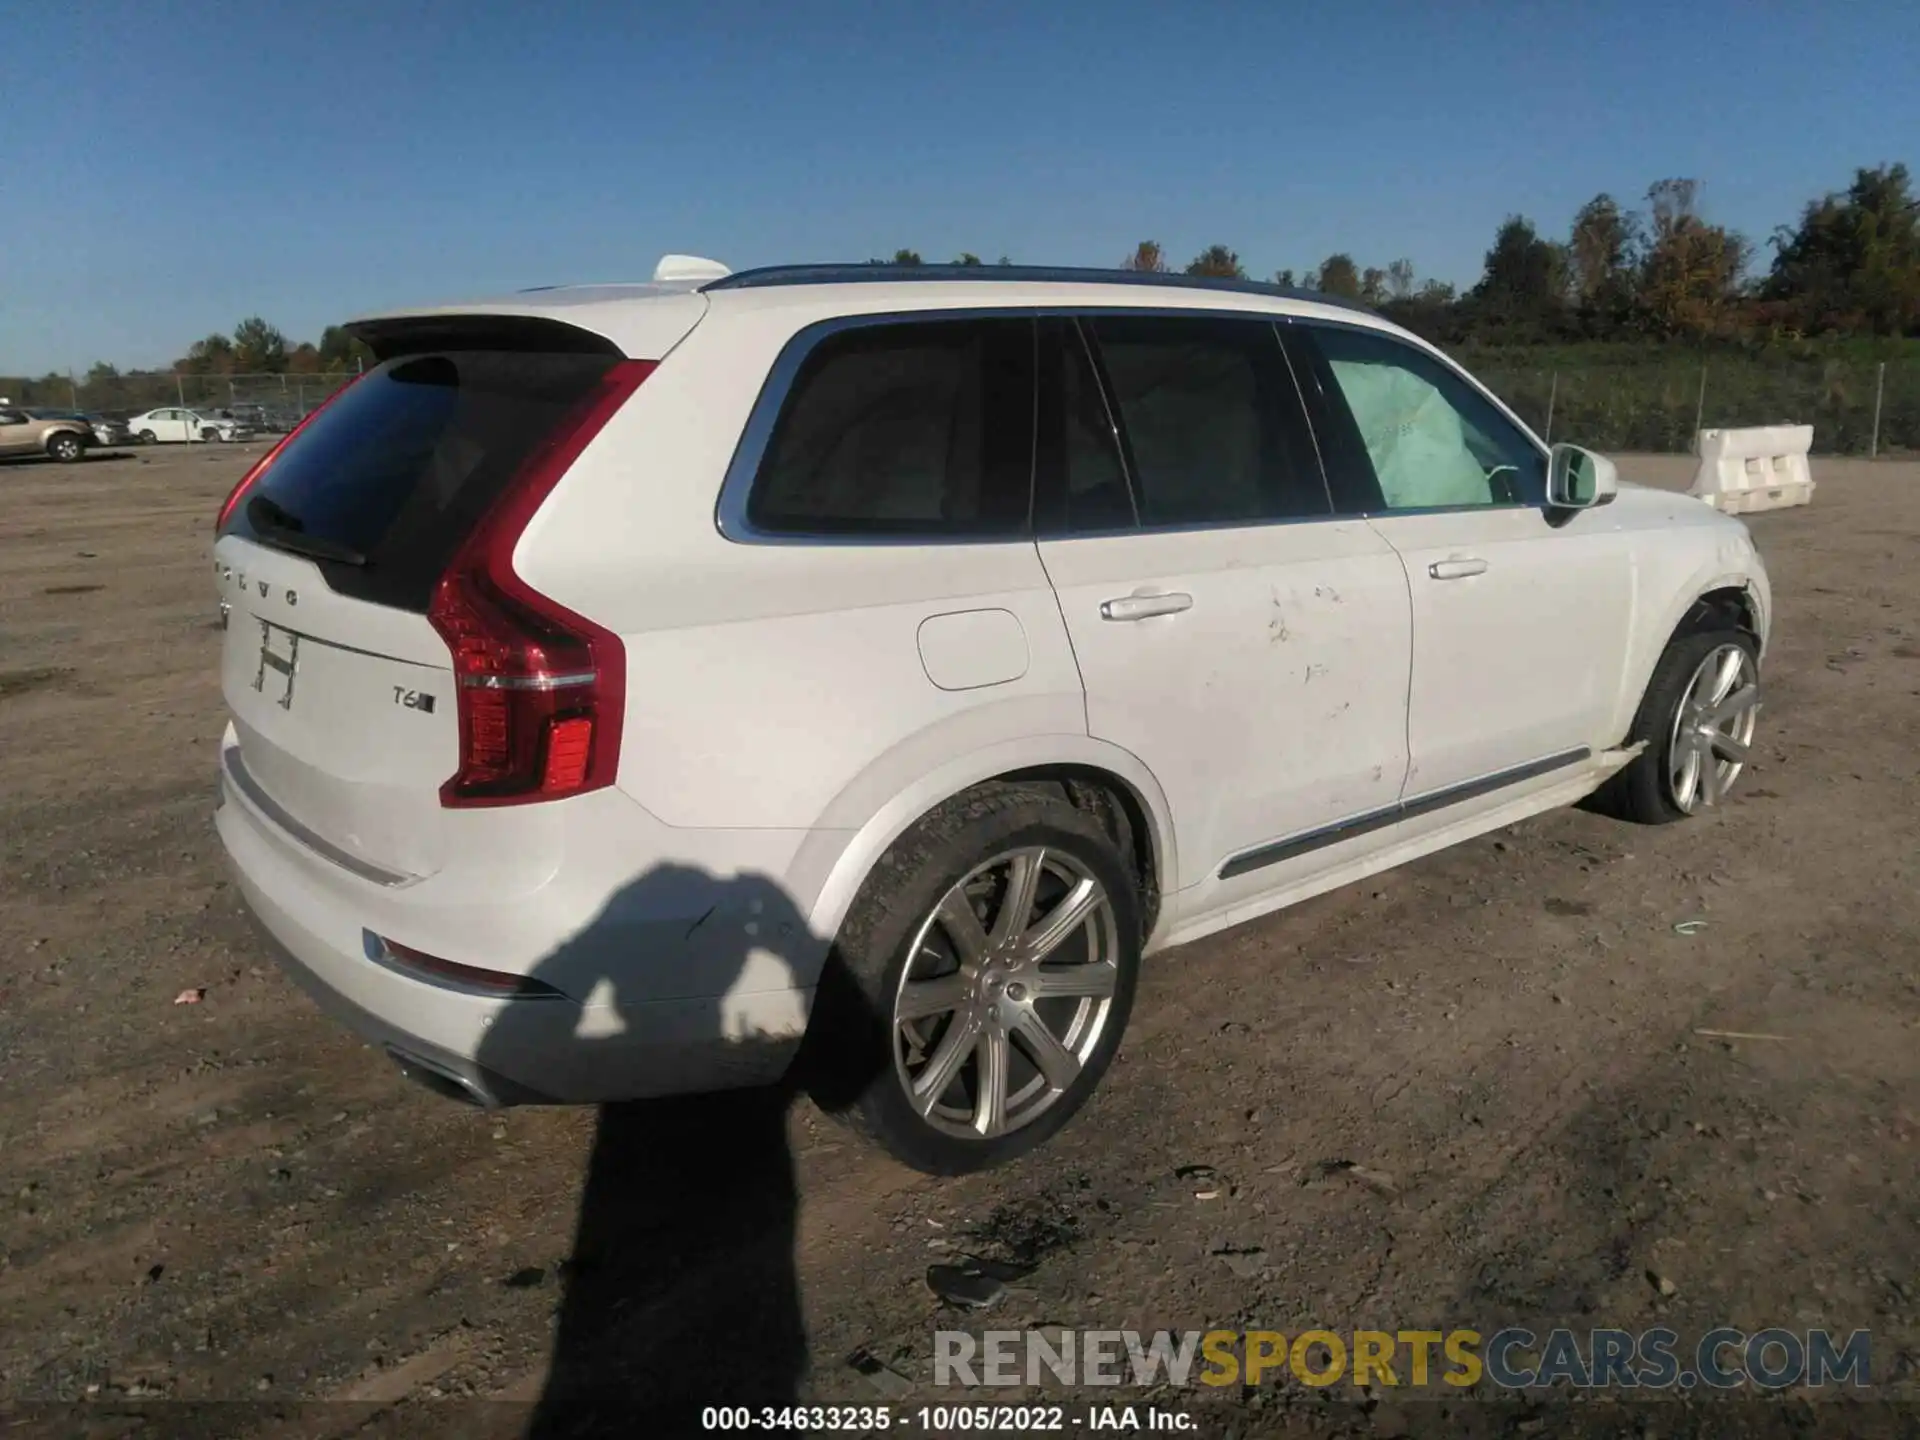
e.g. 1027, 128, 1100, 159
1, 444, 1915, 1438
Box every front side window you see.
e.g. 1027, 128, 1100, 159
746, 318, 1035, 537
1301, 325, 1544, 511
1080, 315, 1328, 528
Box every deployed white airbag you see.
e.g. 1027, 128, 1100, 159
1329, 359, 1492, 508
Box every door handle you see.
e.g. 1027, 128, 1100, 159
1428, 558, 1489, 580
1099, 592, 1194, 621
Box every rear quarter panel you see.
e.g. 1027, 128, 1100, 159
513, 297, 1091, 874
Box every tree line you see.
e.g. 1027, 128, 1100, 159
8, 161, 1912, 410
890, 164, 1918, 348
5, 323, 380, 411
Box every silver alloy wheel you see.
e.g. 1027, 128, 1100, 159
1668, 643, 1760, 812
891, 845, 1121, 1141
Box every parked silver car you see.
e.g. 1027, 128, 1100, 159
84, 413, 134, 447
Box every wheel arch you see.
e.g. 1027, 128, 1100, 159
794, 735, 1179, 966
1611, 570, 1767, 746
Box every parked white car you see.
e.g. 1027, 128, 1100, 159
129, 407, 252, 443
213, 258, 1771, 1174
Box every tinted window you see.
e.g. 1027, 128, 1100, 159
1303, 325, 1545, 511
1080, 315, 1328, 527
1034, 319, 1137, 534
220, 349, 619, 612
747, 318, 1035, 537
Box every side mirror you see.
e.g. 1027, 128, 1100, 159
1547, 443, 1618, 509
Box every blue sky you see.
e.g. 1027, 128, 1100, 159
6, 0, 1915, 374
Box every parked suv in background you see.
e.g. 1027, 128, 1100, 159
0, 403, 92, 462
214, 259, 1771, 1173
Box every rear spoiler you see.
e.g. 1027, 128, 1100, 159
345, 314, 625, 363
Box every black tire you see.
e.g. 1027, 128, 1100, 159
808, 783, 1142, 1175
1588, 628, 1759, 825
137, 429, 157, 444
202, 427, 222, 442
47, 432, 86, 463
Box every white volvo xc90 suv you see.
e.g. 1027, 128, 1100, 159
213, 258, 1770, 1173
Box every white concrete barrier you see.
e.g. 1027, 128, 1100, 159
1689, 425, 1815, 514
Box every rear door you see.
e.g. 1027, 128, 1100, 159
214, 339, 640, 879
1033, 314, 1412, 897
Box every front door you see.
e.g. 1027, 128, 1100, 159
1033, 315, 1412, 896
1284, 322, 1634, 800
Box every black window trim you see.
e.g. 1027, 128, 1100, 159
1063, 316, 1143, 529
716, 305, 1366, 548
1281, 315, 1556, 521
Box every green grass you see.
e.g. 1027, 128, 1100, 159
1460, 343, 1918, 455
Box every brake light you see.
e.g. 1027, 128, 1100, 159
429, 359, 654, 808
214, 373, 367, 533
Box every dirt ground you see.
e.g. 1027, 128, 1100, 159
1, 443, 1915, 1440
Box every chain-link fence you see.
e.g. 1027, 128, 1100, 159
5, 355, 1915, 455
1470, 355, 1916, 457
0, 371, 360, 433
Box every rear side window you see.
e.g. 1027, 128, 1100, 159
1079, 315, 1329, 528
745, 318, 1036, 537
222, 349, 618, 611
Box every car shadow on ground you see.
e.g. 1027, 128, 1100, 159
0, 450, 138, 467
474, 864, 887, 1437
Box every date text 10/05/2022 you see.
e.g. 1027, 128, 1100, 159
701, 1406, 1197, 1431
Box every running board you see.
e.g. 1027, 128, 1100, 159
1220, 747, 1596, 881
1159, 744, 1641, 955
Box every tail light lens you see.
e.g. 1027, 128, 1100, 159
429, 359, 654, 808
214, 374, 366, 533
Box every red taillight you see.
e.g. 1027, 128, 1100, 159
429, 358, 654, 808
541, 716, 595, 791
214, 374, 367, 533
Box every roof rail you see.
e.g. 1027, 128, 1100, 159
701, 263, 1375, 314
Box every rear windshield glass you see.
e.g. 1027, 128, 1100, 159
221, 350, 617, 612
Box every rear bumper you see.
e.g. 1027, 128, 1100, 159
215, 749, 814, 1105
235, 901, 552, 1106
